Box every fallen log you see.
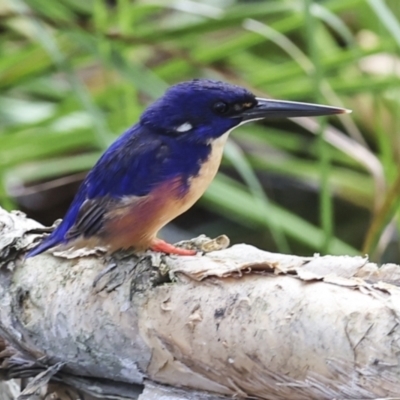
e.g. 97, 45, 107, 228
1, 206, 400, 400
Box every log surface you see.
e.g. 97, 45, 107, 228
1, 207, 400, 399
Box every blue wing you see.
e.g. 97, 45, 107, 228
27, 124, 211, 257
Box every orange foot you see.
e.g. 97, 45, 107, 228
150, 239, 196, 256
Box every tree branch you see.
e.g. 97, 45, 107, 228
1, 206, 400, 399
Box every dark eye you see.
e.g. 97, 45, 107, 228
213, 101, 229, 114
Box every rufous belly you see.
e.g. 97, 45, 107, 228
100, 133, 229, 251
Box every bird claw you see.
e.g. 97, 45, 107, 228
155, 234, 230, 256
92, 235, 231, 291
150, 239, 197, 256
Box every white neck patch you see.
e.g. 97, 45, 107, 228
176, 122, 193, 132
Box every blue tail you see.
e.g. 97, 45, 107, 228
26, 234, 63, 258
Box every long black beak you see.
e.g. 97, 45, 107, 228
241, 97, 351, 121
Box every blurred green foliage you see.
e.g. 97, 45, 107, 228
1, 0, 400, 260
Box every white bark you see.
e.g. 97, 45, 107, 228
1, 206, 400, 399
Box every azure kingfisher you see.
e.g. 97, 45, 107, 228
27, 79, 348, 258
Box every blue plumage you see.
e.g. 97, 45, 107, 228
27, 125, 211, 256
27, 79, 347, 257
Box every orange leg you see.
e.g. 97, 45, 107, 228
150, 238, 196, 256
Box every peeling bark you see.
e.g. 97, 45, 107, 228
1, 207, 400, 399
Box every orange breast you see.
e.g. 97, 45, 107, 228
100, 133, 229, 251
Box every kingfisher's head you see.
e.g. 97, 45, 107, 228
140, 79, 348, 143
